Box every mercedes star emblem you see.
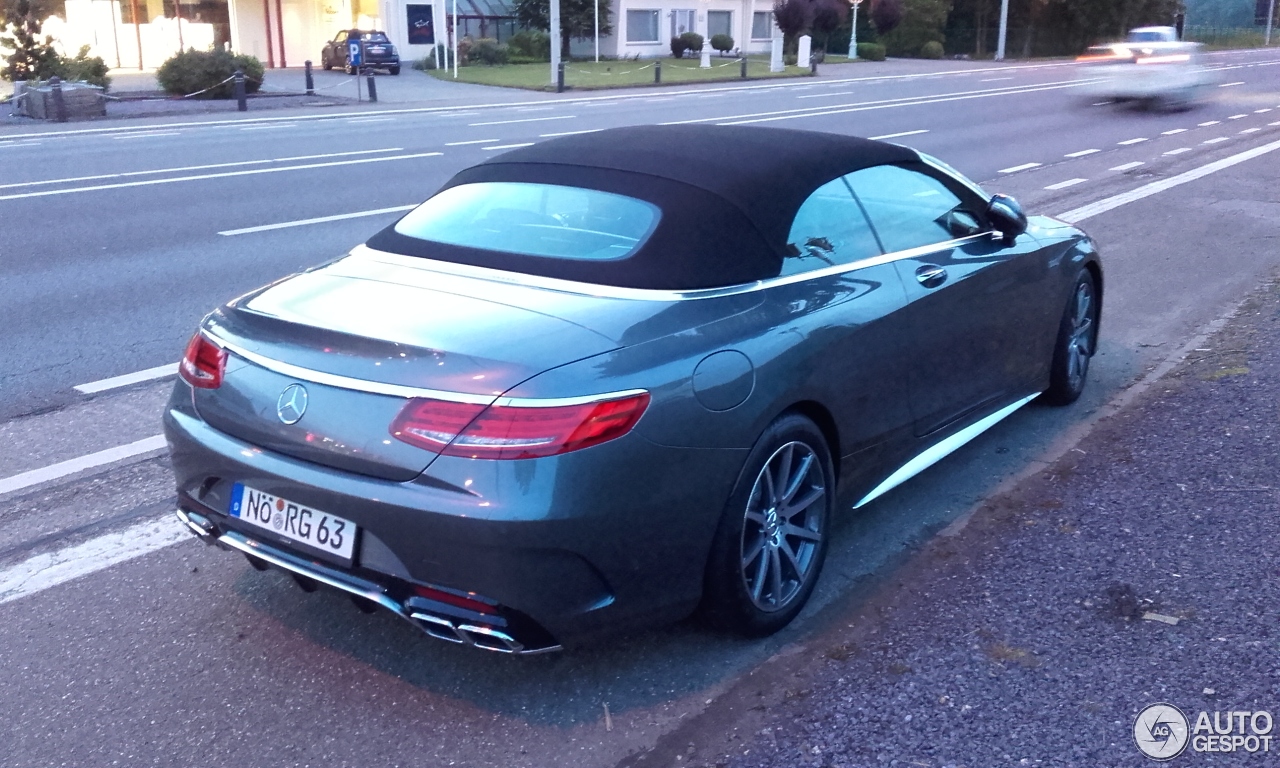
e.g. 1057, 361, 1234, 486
276, 384, 308, 425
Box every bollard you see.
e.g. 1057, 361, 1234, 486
556, 62, 565, 93
654, 61, 661, 84
233, 69, 247, 112
49, 76, 67, 123
366, 72, 377, 102
740, 58, 747, 78
304, 60, 314, 95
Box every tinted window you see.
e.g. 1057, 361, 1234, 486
393, 182, 660, 262
782, 178, 882, 276
845, 165, 980, 253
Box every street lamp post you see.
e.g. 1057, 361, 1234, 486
1267, 0, 1277, 47
550, 0, 561, 86
995, 0, 1010, 60
848, 0, 860, 58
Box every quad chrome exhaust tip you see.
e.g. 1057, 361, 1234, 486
175, 509, 562, 655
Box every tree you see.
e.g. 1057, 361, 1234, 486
513, 0, 613, 59
878, 0, 951, 56
1, 0, 58, 82
809, 0, 850, 50
773, 0, 812, 48
870, 0, 905, 33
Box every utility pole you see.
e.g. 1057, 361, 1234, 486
550, 0, 561, 87
594, 0, 599, 62
995, 0, 1010, 61
1267, 0, 1276, 46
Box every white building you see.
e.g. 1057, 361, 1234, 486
53, 0, 776, 72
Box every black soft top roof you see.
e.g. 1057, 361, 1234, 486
367, 125, 918, 290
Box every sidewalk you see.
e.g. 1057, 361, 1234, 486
649, 279, 1280, 767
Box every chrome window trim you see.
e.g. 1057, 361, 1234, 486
203, 331, 647, 407
914, 150, 994, 204
352, 231, 996, 303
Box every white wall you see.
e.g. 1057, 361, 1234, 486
612, 0, 775, 58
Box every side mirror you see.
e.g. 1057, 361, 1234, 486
987, 194, 1028, 244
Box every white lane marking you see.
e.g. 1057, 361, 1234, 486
1060, 138, 1280, 223
1219, 81, 1245, 87
1203, 137, 1230, 144
1044, 178, 1087, 190
645, 97, 676, 102
1118, 137, 1148, 145
346, 117, 394, 123
482, 142, 536, 150
0, 149, 403, 190
240, 123, 296, 130
435, 111, 480, 117
218, 204, 416, 236
1065, 148, 1100, 157
74, 363, 177, 394
1092, 101, 1112, 106
980, 77, 1014, 82
540, 128, 603, 137
1164, 147, 1192, 155
1240, 127, 1261, 134
1109, 161, 1145, 171
0, 141, 42, 148
1271, 121, 1280, 126
514, 106, 555, 112
468, 115, 575, 126
110, 131, 181, 140
0, 435, 167, 498
0, 152, 443, 202
666, 78, 1091, 126
1199, 120, 1221, 126
1227, 114, 1248, 119
798, 90, 853, 99
1162, 129, 1188, 135
999, 162, 1041, 174
868, 129, 929, 141
1256, 108, 1273, 113
444, 138, 499, 146
0, 515, 188, 606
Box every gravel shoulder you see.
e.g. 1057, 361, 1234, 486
626, 280, 1280, 768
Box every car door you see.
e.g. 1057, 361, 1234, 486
763, 177, 917, 485
844, 162, 1053, 437
335, 32, 350, 65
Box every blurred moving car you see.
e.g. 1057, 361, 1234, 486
321, 29, 401, 75
1076, 27, 1214, 109
166, 126, 1102, 654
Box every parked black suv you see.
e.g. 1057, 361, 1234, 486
321, 30, 400, 75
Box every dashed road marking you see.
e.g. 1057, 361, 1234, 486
468, 115, 575, 126
444, 138, 498, 145
1162, 129, 1188, 135
1118, 137, 1148, 145
75, 364, 177, 394
1219, 81, 1245, 87
1109, 161, 1145, 171
1044, 178, 1087, 190
868, 129, 929, 141
1240, 127, 1261, 134
1065, 149, 1100, 157
111, 131, 181, 140
482, 142, 536, 150
0, 435, 167, 498
1164, 148, 1192, 155
540, 128, 603, 137
1227, 114, 1248, 119
1199, 120, 1221, 126
1204, 137, 1230, 144
999, 162, 1041, 174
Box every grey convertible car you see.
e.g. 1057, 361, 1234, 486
166, 126, 1101, 654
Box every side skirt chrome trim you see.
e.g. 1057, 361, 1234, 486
854, 392, 1041, 509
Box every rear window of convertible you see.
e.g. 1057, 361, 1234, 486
392, 182, 661, 261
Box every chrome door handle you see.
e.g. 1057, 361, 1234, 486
915, 265, 947, 289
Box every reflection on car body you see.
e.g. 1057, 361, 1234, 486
165, 126, 1103, 654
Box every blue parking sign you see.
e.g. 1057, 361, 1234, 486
348, 41, 362, 66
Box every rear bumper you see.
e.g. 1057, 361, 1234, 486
164, 384, 746, 649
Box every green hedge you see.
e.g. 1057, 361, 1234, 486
920, 40, 944, 59
856, 42, 886, 61
156, 49, 265, 98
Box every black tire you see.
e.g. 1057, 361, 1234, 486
701, 413, 834, 637
1043, 269, 1099, 406
321, 53, 332, 71
389, 66, 401, 75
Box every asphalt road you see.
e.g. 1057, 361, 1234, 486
1, 48, 1279, 767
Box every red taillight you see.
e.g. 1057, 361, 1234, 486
179, 332, 226, 389
412, 585, 496, 615
390, 392, 650, 460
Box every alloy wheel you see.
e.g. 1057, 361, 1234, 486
739, 441, 826, 612
1067, 281, 1096, 391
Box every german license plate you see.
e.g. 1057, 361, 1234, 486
230, 484, 356, 563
